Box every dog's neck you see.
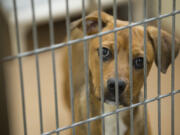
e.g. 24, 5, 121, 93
104, 103, 127, 135
87, 82, 144, 135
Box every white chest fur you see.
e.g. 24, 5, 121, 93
104, 104, 127, 135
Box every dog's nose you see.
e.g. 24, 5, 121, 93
107, 78, 126, 95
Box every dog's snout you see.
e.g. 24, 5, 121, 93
107, 78, 126, 95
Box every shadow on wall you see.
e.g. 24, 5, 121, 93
0, 12, 10, 135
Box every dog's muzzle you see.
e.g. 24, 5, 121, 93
104, 78, 127, 106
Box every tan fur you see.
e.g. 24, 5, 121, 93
62, 11, 180, 135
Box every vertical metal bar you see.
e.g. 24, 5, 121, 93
171, 0, 176, 135
113, 0, 120, 135
13, 0, 27, 134
31, 0, 44, 133
128, 0, 134, 135
157, 0, 161, 135
65, 0, 75, 135
97, 1, 105, 135
81, 0, 91, 135
48, 0, 59, 134
143, 0, 148, 135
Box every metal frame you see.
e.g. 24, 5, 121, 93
1, 0, 180, 135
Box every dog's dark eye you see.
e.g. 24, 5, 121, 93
133, 57, 144, 69
98, 47, 112, 61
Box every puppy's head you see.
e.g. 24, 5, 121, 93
72, 11, 180, 106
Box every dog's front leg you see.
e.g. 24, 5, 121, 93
73, 90, 102, 135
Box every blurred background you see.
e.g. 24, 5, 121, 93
0, 0, 180, 135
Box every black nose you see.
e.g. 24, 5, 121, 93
107, 78, 126, 95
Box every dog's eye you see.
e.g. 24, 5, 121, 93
98, 47, 112, 61
133, 57, 144, 69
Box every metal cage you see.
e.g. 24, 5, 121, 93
0, 0, 180, 135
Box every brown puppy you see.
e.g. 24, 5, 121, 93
62, 11, 180, 135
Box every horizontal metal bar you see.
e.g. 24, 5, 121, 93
1, 10, 180, 63
42, 89, 180, 135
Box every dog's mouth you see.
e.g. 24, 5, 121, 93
104, 93, 128, 106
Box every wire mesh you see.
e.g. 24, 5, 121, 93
1, 0, 180, 135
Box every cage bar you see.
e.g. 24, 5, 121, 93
65, 0, 75, 135
12, 0, 27, 134
31, 0, 44, 133
128, 0, 134, 135
157, 0, 162, 135
143, 0, 148, 135
81, 0, 91, 135
48, 0, 60, 134
113, 0, 120, 135
97, 0, 105, 134
171, 0, 176, 135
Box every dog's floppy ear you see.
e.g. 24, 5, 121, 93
147, 26, 180, 73
70, 11, 112, 35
